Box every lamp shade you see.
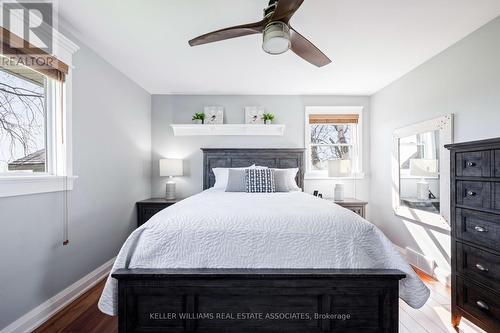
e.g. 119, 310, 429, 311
159, 159, 183, 177
409, 159, 438, 177
328, 159, 352, 177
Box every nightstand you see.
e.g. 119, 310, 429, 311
136, 198, 180, 227
333, 198, 368, 218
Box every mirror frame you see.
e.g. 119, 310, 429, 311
392, 114, 453, 228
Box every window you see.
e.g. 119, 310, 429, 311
0, 61, 48, 174
305, 107, 363, 177
0, 25, 78, 197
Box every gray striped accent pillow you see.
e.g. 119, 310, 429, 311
245, 169, 275, 193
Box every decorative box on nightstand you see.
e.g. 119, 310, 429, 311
136, 198, 181, 227
333, 198, 368, 218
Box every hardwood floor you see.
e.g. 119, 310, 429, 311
34, 270, 486, 333
399, 270, 485, 333
33, 280, 116, 333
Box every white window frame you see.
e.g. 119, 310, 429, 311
392, 114, 453, 228
0, 13, 79, 198
304, 106, 364, 179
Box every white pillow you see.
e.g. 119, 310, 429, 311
274, 168, 301, 192
212, 165, 255, 189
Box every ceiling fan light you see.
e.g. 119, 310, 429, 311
262, 21, 290, 55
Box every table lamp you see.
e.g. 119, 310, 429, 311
328, 159, 352, 201
409, 159, 438, 200
159, 158, 183, 199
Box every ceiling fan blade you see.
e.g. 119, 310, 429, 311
290, 28, 331, 67
272, 0, 304, 22
189, 21, 265, 46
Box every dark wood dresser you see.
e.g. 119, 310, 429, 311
446, 138, 500, 332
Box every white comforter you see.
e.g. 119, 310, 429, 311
99, 190, 430, 315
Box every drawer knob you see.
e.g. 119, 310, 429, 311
466, 161, 477, 167
476, 300, 490, 311
467, 191, 476, 197
475, 263, 489, 272
474, 225, 487, 233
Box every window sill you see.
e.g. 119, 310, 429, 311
400, 175, 439, 180
0, 175, 77, 198
304, 172, 365, 180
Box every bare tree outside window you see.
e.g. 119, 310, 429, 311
0, 64, 46, 173
310, 124, 354, 170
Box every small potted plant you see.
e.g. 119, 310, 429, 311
262, 113, 275, 124
192, 112, 205, 124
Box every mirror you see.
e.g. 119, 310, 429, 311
399, 130, 440, 213
393, 115, 453, 226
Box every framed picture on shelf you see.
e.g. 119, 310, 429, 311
204, 106, 224, 124
244, 106, 265, 124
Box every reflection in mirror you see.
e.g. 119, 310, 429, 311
392, 114, 452, 225
399, 130, 440, 214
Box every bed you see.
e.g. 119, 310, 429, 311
99, 148, 429, 333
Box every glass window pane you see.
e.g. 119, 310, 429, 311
311, 145, 352, 170
310, 124, 353, 144
0, 61, 46, 173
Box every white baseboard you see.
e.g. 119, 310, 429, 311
394, 245, 451, 287
0, 257, 115, 333
434, 266, 452, 287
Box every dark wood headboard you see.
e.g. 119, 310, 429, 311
201, 148, 305, 190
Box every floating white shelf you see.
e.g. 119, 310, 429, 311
171, 124, 285, 136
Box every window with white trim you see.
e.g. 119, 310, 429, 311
0, 25, 78, 197
305, 106, 363, 177
0, 61, 48, 174
0, 57, 66, 177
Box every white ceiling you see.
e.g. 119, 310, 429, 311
58, 0, 500, 95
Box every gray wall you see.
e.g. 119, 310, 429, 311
151, 95, 371, 201
370, 17, 500, 275
0, 37, 151, 328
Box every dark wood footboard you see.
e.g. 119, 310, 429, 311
112, 268, 405, 333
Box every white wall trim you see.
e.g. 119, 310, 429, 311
304, 172, 365, 180
0, 257, 115, 333
0, 175, 77, 198
394, 245, 451, 287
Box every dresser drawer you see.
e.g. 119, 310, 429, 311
495, 150, 500, 177
457, 151, 491, 177
495, 183, 500, 211
457, 277, 500, 330
456, 209, 500, 250
456, 181, 492, 210
457, 242, 500, 291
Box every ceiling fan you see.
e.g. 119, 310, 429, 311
188, 0, 332, 67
